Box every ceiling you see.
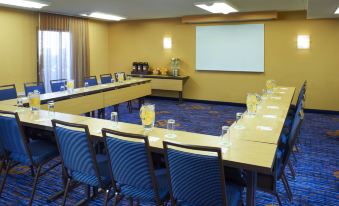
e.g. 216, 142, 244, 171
3, 0, 339, 20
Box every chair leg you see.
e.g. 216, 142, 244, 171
294, 144, 300, 152
281, 171, 293, 202
127, 101, 133, 113
274, 192, 282, 206
91, 111, 95, 117
292, 151, 297, 163
28, 165, 42, 206
104, 189, 111, 206
61, 178, 71, 206
114, 105, 119, 113
30, 166, 35, 177
0, 160, 11, 196
0, 159, 4, 174
129, 196, 133, 206
288, 160, 296, 179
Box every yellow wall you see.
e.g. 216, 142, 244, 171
0, 8, 338, 111
0, 7, 37, 91
88, 20, 110, 76
0, 7, 110, 91
108, 12, 339, 111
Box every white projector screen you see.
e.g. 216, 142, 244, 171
196, 24, 265, 72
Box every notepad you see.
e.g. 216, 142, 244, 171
267, 106, 280, 109
270, 96, 282, 100
149, 136, 160, 142
263, 114, 277, 119
256, 126, 273, 131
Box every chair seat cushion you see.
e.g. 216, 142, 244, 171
177, 183, 242, 206
120, 168, 169, 202
10, 140, 58, 165
71, 154, 112, 188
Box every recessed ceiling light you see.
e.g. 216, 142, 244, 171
81, 12, 126, 21
0, 0, 48, 9
195, 1, 237, 14
335, 7, 339, 14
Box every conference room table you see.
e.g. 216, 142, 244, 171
0, 78, 151, 115
0, 84, 295, 206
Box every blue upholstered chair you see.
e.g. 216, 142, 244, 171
84, 76, 98, 87
257, 107, 303, 206
0, 84, 17, 101
50, 79, 67, 92
163, 141, 243, 206
52, 120, 113, 206
24, 82, 46, 96
100, 74, 113, 84
0, 110, 59, 206
102, 129, 169, 206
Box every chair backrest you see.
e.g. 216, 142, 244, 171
0, 110, 32, 163
114, 72, 126, 82
84, 76, 98, 87
0, 84, 17, 101
102, 129, 160, 202
50, 79, 67, 92
24, 82, 46, 96
100, 74, 113, 84
163, 141, 227, 206
278, 108, 303, 177
52, 120, 104, 187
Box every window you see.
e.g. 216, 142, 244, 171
38, 30, 72, 92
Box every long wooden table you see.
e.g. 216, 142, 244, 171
128, 74, 189, 102
230, 87, 295, 145
0, 79, 152, 115
0, 85, 296, 206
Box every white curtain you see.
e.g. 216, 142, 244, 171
38, 30, 71, 92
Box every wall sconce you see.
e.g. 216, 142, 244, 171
163, 37, 172, 49
297, 35, 310, 49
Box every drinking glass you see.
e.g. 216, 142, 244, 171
165, 119, 176, 138
48, 101, 55, 115
246, 93, 257, 116
17, 96, 24, 107
60, 85, 65, 92
110, 78, 115, 84
234, 112, 245, 130
236, 112, 243, 122
220, 126, 231, 146
261, 89, 268, 100
84, 82, 89, 91
111, 112, 118, 128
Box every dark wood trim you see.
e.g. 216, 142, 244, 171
128, 74, 189, 80
182, 11, 278, 24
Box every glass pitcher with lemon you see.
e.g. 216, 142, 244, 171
266, 80, 277, 94
246, 93, 257, 116
29, 90, 41, 111
140, 104, 155, 131
66, 79, 74, 93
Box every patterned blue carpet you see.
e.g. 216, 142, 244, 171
0, 98, 338, 205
